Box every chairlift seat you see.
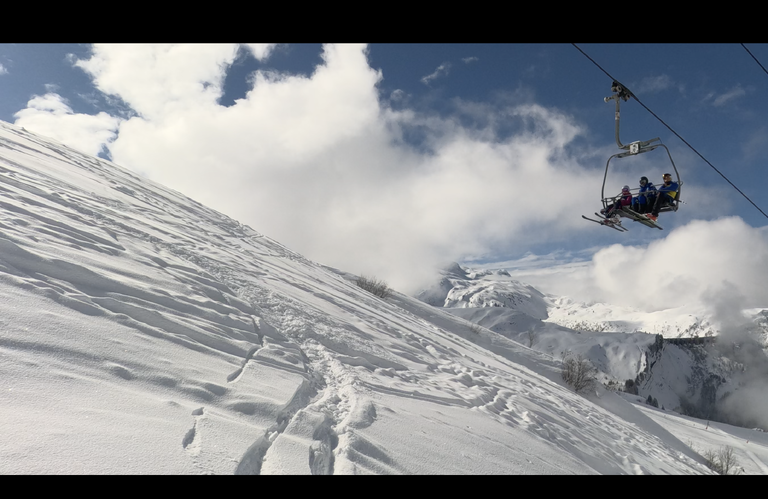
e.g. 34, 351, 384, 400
656, 180, 682, 213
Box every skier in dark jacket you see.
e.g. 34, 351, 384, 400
632, 176, 657, 214
647, 173, 679, 221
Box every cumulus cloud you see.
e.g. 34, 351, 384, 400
73, 44, 241, 120
504, 217, 768, 330
587, 217, 768, 313
421, 63, 451, 85
13, 43, 611, 294
0, 63, 7, 75
13, 93, 121, 157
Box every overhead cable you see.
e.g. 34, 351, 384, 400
572, 43, 768, 220
741, 43, 768, 77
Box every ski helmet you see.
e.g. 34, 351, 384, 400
640, 176, 648, 185
622, 185, 630, 192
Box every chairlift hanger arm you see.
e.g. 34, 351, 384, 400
604, 81, 631, 149
605, 81, 661, 154
601, 153, 623, 207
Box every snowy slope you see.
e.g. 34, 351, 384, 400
419, 262, 768, 439
0, 120, 761, 474
417, 263, 665, 383
546, 296, 718, 338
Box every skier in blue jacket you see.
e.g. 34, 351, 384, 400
632, 176, 657, 214
647, 173, 679, 221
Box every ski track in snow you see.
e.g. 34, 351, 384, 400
0, 121, 741, 474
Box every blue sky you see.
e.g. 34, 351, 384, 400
1, 43, 767, 293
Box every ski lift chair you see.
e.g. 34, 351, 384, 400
599, 81, 682, 227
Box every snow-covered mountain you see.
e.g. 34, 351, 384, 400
1, 120, 766, 474
418, 262, 768, 434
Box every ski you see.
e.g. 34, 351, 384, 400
636, 213, 663, 230
617, 208, 664, 230
595, 212, 631, 231
583, 215, 628, 232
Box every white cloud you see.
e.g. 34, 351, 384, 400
390, 89, 406, 101
502, 217, 768, 325
13, 93, 121, 157
16, 44, 617, 294
421, 63, 451, 85
242, 43, 278, 61
73, 44, 242, 120
462, 57, 478, 64
77, 92, 101, 107
633, 74, 674, 94
587, 217, 768, 314
711, 85, 747, 107
0, 63, 7, 75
